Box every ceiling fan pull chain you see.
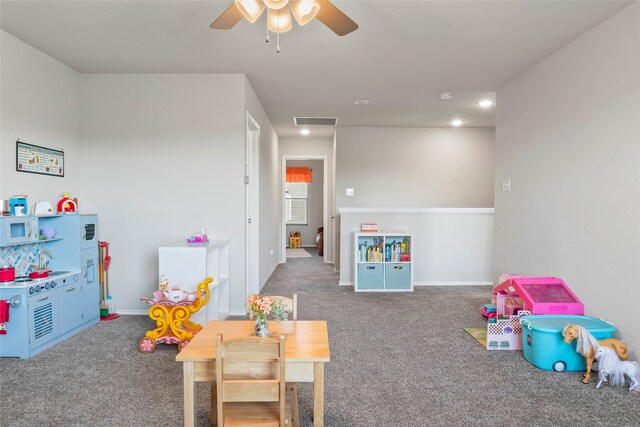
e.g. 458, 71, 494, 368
266, 7, 270, 43
276, 7, 281, 53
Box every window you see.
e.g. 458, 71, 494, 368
285, 182, 308, 225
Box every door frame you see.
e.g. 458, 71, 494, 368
281, 155, 328, 263
246, 112, 260, 297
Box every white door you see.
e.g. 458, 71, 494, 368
246, 113, 260, 296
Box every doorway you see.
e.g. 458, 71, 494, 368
281, 155, 327, 263
246, 112, 260, 296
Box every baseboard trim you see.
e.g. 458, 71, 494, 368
115, 309, 147, 315
260, 262, 280, 291
413, 281, 493, 286
230, 310, 247, 316
338, 280, 353, 286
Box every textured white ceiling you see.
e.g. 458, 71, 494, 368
0, 0, 632, 137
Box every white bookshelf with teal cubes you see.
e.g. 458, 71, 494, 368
354, 233, 413, 292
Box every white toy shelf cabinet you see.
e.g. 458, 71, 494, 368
354, 232, 413, 292
158, 239, 230, 326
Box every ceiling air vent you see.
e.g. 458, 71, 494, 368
294, 117, 339, 126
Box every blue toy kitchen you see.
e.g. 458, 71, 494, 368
0, 214, 99, 359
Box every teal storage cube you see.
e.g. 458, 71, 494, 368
385, 263, 411, 289
357, 263, 383, 289
520, 315, 616, 372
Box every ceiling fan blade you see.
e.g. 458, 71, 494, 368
316, 0, 359, 36
210, 3, 244, 30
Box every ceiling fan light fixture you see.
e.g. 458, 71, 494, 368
264, 0, 290, 10
234, 0, 265, 23
289, 0, 320, 26
268, 7, 293, 32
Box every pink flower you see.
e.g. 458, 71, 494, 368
140, 339, 154, 352
247, 295, 275, 317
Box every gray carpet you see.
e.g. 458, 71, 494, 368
1, 248, 639, 426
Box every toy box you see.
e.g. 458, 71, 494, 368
494, 276, 584, 315
519, 315, 616, 372
486, 310, 530, 350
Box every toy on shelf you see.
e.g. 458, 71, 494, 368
480, 303, 497, 323
494, 276, 584, 315
57, 192, 78, 213
289, 231, 301, 249
138, 276, 212, 353
562, 323, 628, 383
187, 228, 208, 244
594, 346, 640, 392
9, 195, 28, 216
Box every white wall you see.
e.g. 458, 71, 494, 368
335, 127, 495, 271
2, 32, 278, 315
0, 30, 81, 203
280, 137, 334, 262
286, 159, 323, 247
244, 77, 280, 289
339, 208, 494, 286
493, 2, 640, 357
335, 127, 495, 208
80, 74, 248, 314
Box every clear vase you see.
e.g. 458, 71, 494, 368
254, 316, 269, 337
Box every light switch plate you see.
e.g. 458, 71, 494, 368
346, 188, 354, 196
502, 179, 511, 192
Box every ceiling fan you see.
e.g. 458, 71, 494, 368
210, 0, 359, 37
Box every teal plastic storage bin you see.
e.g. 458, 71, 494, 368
357, 264, 383, 289
519, 315, 616, 372
384, 263, 411, 289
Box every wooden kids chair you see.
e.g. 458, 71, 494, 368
215, 334, 298, 427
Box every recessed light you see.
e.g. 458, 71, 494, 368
440, 92, 453, 100
451, 119, 463, 127
300, 128, 311, 135
354, 99, 370, 106
478, 99, 493, 108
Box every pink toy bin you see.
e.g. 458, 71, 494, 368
494, 276, 584, 316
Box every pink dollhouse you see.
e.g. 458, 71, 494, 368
494, 276, 584, 316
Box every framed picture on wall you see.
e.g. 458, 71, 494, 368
16, 140, 65, 177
